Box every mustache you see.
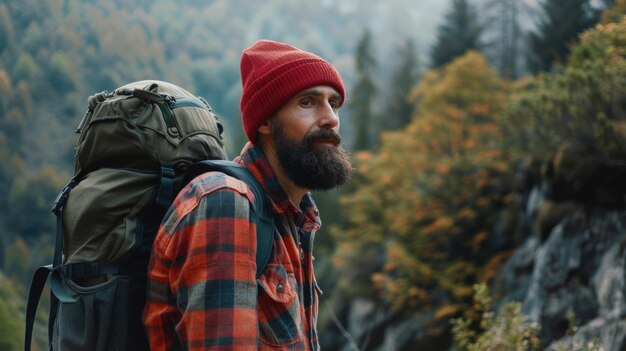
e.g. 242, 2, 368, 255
304, 128, 343, 146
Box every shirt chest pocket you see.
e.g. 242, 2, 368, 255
257, 263, 303, 347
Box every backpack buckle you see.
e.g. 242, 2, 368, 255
52, 179, 77, 215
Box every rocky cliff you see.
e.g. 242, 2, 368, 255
324, 156, 626, 351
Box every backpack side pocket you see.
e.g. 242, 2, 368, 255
50, 265, 149, 351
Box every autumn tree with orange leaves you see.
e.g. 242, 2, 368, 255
331, 51, 516, 320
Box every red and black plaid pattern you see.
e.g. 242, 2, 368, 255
143, 144, 322, 350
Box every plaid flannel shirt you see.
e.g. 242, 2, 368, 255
143, 143, 322, 350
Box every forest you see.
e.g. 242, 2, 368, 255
1, 0, 625, 350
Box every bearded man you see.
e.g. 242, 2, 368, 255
143, 40, 353, 351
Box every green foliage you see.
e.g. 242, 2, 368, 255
0, 147, 21, 220
452, 284, 605, 351
6, 167, 66, 241
0, 274, 25, 351
451, 283, 541, 351
12, 52, 39, 86
13, 81, 33, 120
2, 109, 26, 151
3, 238, 30, 282
504, 15, 626, 160
431, 0, 482, 68
47, 51, 78, 92
527, 0, 599, 73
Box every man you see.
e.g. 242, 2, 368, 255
143, 40, 353, 350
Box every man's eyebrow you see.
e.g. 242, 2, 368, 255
295, 88, 342, 101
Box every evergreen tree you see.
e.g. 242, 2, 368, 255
527, 0, 599, 73
384, 38, 420, 131
0, 4, 13, 53
351, 28, 377, 151
483, 0, 526, 79
431, 0, 482, 68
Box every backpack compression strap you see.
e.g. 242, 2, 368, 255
184, 160, 274, 279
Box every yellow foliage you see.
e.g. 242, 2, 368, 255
481, 250, 515, 283
435, 163, 451, 174
476, 197, 492, 208
355, 150, 372, 162
452, 286, 475, 299
457, 207, 477, 221
0, 69, 11, 96
600, 3, 626, 24
471, 231, 489, 253
435, 304, 462, 320
465, 139, 477, 149
420, 216, 455, 236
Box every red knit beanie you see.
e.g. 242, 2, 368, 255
240, 40, 346, 143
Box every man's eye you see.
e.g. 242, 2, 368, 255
329, 100, 340, 109
300, 98, 313, 106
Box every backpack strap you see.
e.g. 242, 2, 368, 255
184, 160, 274, 278
23, 265, 52, 351
156, 165, 176, 207
24, 178, 79, 351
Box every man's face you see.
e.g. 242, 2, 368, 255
270, 85, 353, 191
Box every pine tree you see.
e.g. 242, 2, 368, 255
384, 38, 420, 131
350, 28, 377, 151
0, 4, 13, 53
527, 0, 599, 73
483, 0, 526, 79
431, 0, 482, 68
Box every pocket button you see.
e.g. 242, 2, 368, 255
277, 283, 285, 294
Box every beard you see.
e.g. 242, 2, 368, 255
272, 123, 353, 191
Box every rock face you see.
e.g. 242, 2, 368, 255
495, 209, 626, 350
326, 209, 626, 351
493, 156, 626, 350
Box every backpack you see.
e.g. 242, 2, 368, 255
24, 80, 274, 351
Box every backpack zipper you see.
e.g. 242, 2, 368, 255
158, 95, 181, 137
163, 96, 217, 137
170, 97, 212, 111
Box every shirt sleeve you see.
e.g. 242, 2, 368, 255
143, 174, 259, 350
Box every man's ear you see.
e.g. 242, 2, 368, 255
257, 119, 273, 136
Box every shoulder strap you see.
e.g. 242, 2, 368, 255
24, 265, 52, 351
184, 160, 274, 279
24, 178, 78, 351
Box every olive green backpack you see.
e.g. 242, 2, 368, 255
24, 80, 274, 351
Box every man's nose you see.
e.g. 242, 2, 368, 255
319, 102, 340, 129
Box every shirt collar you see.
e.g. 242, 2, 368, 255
234, 143, 321, 229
